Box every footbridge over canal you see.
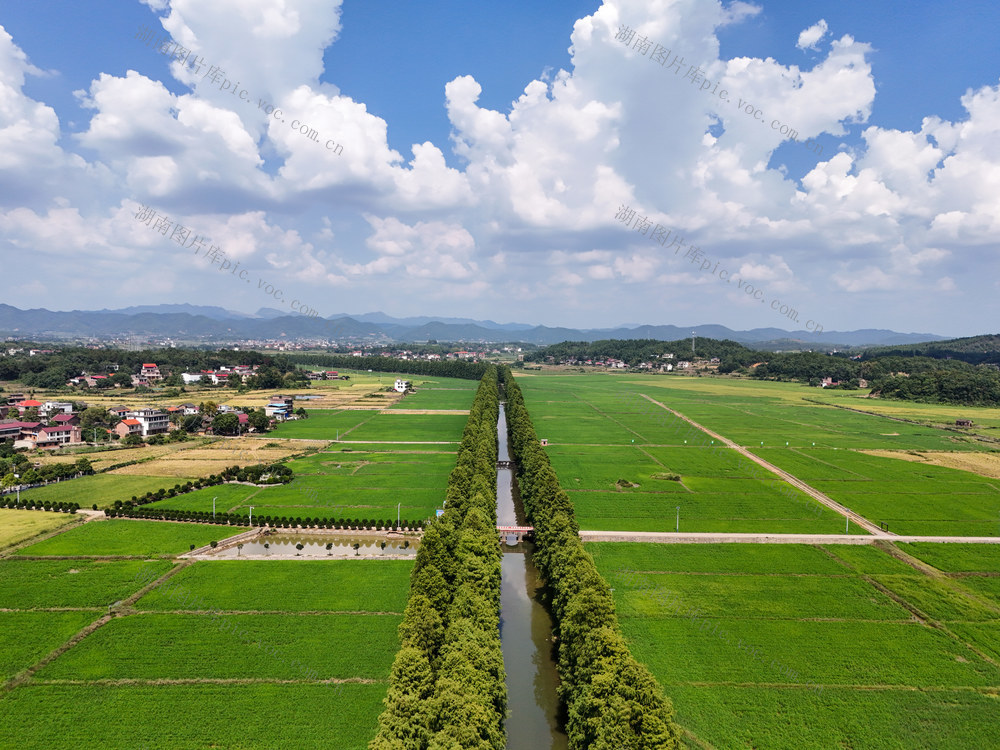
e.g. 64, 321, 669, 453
497, 525, 534, 543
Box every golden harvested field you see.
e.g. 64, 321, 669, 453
105, 439, 311, 477
29, 443, 188, 470
861, 449, 1000, 480
0, 509, 81, 551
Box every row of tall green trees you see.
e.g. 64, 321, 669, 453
370, 366, 506, 750
500, 366, 680, 749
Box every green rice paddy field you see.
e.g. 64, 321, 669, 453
590, 541, 1000, 749
0, 535, 412, 750
145, 443, 455, 524
0, 400, 457, 748
517, 372, 1000, 535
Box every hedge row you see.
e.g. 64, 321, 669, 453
500, 366, 681, 749
1, 498, 79, 513
370, 366, 506, 749
105, 506, 419, 531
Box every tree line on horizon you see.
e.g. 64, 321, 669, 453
527, 337, 1000, 407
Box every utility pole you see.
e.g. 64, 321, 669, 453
692, 331, 695, 354
676, 506, 680, 532
213, 496, 217, 520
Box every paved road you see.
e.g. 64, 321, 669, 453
639, 393, 887, 535
580, 530, 1000, 544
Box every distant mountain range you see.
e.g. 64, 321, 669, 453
0, 303, 952, 349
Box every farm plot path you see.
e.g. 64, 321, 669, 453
639, 394, 887, 536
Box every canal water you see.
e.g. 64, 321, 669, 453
497, 402, 567, 750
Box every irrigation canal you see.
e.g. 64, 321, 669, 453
496, 401, 567, 750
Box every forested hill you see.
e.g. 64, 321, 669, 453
526, 338, 760, 367
860, 334, 1000, 365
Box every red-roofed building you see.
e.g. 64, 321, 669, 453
141, 364, 163, 381
0, 420, 30, 440
32, 425, 82, 448
16, 400, 43, 409
113, 418, 142, 439
52, 413, 80, 427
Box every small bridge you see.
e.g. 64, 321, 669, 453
497, 460, 515, 469
497, 525, 534, 543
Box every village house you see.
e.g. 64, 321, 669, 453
52, 413, 80, 427
0, 420, 33, 441
140, 363, 163, 381
31, 425, 83, 448
108, 406, 131, 419
41, 401, 74, 416
127, 408, 170, 436
113, 419, 142, 439
271, 395, 295, 411
394, 378, 411, 393
264, 401, 290, 420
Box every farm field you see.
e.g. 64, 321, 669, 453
0, 683, 386, 750
388, 385, 477, 410
14, 473, 195, 510
134, 559, 412, 612
268, 408, 376, 439
590, 541, 1000, 749
756, 447, 1000, 536
16, 519, 230, 557
0, 514, 412, 749
0, 610, 97, 681
0, 509, 80, 551
0, 559, 173, 609
145, 443, 454, 524
344, 412, 469, 442
517, 372, 1000, 535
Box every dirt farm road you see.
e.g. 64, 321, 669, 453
638, 393, 892, 536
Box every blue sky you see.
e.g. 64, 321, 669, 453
1, 0, 998, 337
